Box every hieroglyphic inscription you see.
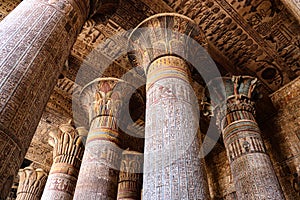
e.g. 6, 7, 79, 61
0, 0, 90, 197
164, 0, 300, 91
206, 76, 285, 199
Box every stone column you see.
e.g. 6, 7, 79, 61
128, 13, 210, 200
41, 122, 87, 199
73, 78, 139, 199
16, 166, 48, 200
280, 0, 300, 23
206, 76, 284, 200
0, 0, 119, 197
117, 150, 143, 200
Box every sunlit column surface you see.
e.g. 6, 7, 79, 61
0, 0, 120, 197
128, 13, 210, 200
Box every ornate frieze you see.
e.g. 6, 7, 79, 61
164, 0, 300, 91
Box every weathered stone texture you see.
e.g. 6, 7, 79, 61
206, 145, 237, 200
164, 0, 300, 91
74, 78, 139, 199
280, 0, 300, 23
16, 166, 47, 200
117, 150, 143, 200
0, 0, 299, 199
142, 56, 210, 200
41, 122, 87, 200
0, 0, 90, 197
207, 76, 284, 200
0, 0, 21, 21
261, 76, 300, 199
128, 13, 211, 200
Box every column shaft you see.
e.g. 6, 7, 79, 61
143, 56, 210, 200
73, 118, 122, 199
0, 0, 89, 197
41, 123, 87, 199
128, 13, 210, 200
16, 166, 48, 200
222, 105, 283, 199
73, 78, 139, 199
210, 76, 285, 200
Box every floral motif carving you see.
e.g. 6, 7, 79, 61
16, 166, 48, 200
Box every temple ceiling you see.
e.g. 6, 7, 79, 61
1, 0, 299, 169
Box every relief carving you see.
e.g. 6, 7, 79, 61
204, 75, 284, 199
16, 167, 48, 200
164, 0, 300, 91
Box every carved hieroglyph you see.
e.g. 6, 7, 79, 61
117, 150, 143, 200
0, 0, 21, 21
41, 122, 87, 200
269, 77, 300, 199
0, 0, 120, 198
206, 76, 285, 199
128, 13, 210, 200
73, 78, 140, 199
165, 0, 300, 92
16, 166, 48, 200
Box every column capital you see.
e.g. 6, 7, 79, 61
16, 166, 48, 200
120, 150, 143, 176
48, 121, 87, 173
80, 78, 141, 125
203, 76, 260, 125
128, 13, 207, 75
205, 76, 285, 199
118, 150, 143, 200
42, 121, 86, 199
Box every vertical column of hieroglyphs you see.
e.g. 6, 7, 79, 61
73, 78, 137, 199
41, 122, 87, 199
128, 13, 210, 200
16, 166, 48, 200
0, 0, 122, 197
117, 150, 143, 200
207, 76, 284, 199
0, 0, 91, 197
